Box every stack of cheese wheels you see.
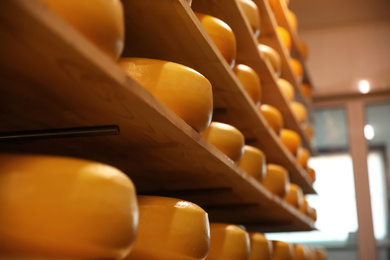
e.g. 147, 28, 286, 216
271, 241, 294, 260
0, 154, 138, 260
195, 13, 237, 67
294, 244, 310, 260
284, 183, 304, 208
248, 232, 273, 260
261, 164, 290, 198
125, 196, 210, 260
290, 101, 307, 125
296, 148, 310, 169
40, 0, 125, 61
206, 223, 250, 260
232, 64, 262, 105
290, 58, 303, 83
201, 122, 245, 162
276, 26, 291, 51
277, 78, 295, 103
280, 129, 302, 156
236, 0, 261, 37
237, 145, 266, 182
259, 104, 284, 136
118, 58, 213, 133
258, 44, 282, 77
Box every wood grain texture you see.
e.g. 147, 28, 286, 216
0, 0, 315, 231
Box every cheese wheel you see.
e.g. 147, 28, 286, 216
259, 104, 284, 136
290, 101, 307, 124
308, 207, 317, 221
280, 129, 302, 156
40, 0, 124, 60
300, 83, 312, 100
262, 164, 290, 198
293, 244, 310, 260
201, 122, 245, 162
195, 13, 237, 67
286, 9, 298, 32
314, 248, 327, 260
299, 196, 309, 215
232, 64, 262, 105
276, 26, 291, 51
0, 154, 138, 259
302, 124, 315, 141
307, 168, 316, 183
258, 44, 281, 77
298, 39, 309, 60
296, 148, 310, 169
272, 241, 294, 260
236, 0, 261, 37
206, 223, 250, 260
277, 78, 295, 102
125, 196, 209, 260
248, 232, 272, 260
237, 145, 266, 182
118, 58, 213, 132
290, 58, 303, 83
284, 183, 304, 208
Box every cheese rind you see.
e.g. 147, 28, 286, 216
201, 122, 245, 162
236, 0, 261, 37
277, 78, 295, 102
125, 196, 210, 260
206, 223, 250, 260
271, 241, 293, 260
280, 129, 302, 156
237, 145, 266, 181
290, 102, 307, 124
118, 58, 213, 132
0, 154, 138, 259
259, 104, 284, 136
40, 0, 124, 60
258, 44, 281, 77
262, 164, 290, 198
248, 232, 272, 260
276, 26, 291, 51
284, 183, 304, 208
195, 13, 237, 67
233, 64, 262, 105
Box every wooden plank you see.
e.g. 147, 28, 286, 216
0, 0, 315, 231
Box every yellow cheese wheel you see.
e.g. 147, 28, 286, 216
248, 232, 273, 260
40, 0, 124, 60
258, 44, 282, 77
284, 183, 304, 208
286, 9, 298, 32
272, 241, 294, 260
201, 122, 245, 162
293, 244, 310, 260
232, 64, 262, 105
314, 248, 327, 260
298, 39, 309, 60
299, 196, 309, 215
277, 78, 295, 102
276, 26, 291, 51
237, 145, 266, 181
195, 13, 237, 67
280, 129, 302, 156
259, 104, 284, 136
290, 58, 303, 83
300, 83, 312, 100
308, 206, 317, 221
206, 223, 250, 260
302, 124, 315, 141
307, 167, 316, 183
0, 154, 138, 259
118, 58, 213, 132
236, 0, 261, 37
296, 148, 310, 169
290, 101, 307, 124
262, 164, 290, 198
125, 196, 209, 260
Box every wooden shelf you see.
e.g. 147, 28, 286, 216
0, 0, 315, 231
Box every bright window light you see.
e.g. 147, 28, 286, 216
364, 124, 375, 140
358, 80, 370, 94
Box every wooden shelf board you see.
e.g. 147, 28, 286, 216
0, 0, 314, 231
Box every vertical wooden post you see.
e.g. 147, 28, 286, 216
347, 100, 377, 260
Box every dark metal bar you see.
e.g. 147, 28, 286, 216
0, 125, 120, 142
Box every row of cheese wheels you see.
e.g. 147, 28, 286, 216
0, 154, 322, 260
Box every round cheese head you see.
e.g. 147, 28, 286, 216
0, 154, 138, 259
248, 232, 272, 260
237, 0, 261, 37
118, 58, 213, 132
237, 145, 266, 181
233, 64, 262, 105
259, 104, 284, 136
262, 164, 290, 198
284, 183, 304, 208
41, 0, 125, 60
280, 129, 302, 156
258, 44, 282, 77
125, 196, 210, 260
